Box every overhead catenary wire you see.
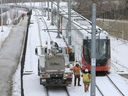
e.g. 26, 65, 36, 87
52, 1, 103, 34
35, 10, 43, 47
36, 9, 52, 42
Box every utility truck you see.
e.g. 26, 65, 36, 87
35, 42, 73, 86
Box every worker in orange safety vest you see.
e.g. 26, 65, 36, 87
72, 64, 81, 86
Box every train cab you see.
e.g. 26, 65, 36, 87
82, 37, 111, 72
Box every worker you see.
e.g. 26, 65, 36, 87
82, 69, 91, 92
72, 64, 81, 86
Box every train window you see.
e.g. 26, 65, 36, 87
83, 39, 110, 64
106, 40, 111, 58
96, 40, 107, 59
83, 40, 91, 63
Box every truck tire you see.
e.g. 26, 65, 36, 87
40, 78, 42, 85
38, 60, 40, 76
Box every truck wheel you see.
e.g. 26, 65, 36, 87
40, 78, 42, 85
38, 60, 40, 76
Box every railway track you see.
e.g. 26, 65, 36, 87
96, 84, 104, 96
35, 9, 53, 41
45, 87, 70, 96
96, 75, 126, 96
106, 75, 125, 96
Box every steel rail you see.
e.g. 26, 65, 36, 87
106, 75, 125, 96
96, 84, 104, 96
65, 87, 70, 96
45, 87, 49, 96
45, 87, 70, 96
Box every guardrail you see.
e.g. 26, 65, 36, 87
20, 10, 32, 96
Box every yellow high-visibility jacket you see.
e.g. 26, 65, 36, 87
82, 73, 90, 83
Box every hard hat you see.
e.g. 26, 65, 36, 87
85, 69, 88, 72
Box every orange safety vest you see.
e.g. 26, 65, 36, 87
73, 66, 81, 75
67, 47, 72, 54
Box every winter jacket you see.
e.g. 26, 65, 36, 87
73, 66, 81, 75
82, 73, 90, 83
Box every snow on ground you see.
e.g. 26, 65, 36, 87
96, 76, 121, 96
12, 64, 21, 96
0, 25, 12, 47
111, 37, 128, 74
109, 74, 128, 95
67, 83, 90, 96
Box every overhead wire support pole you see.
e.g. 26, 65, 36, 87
91, 3, 96, 96
68, 0, 71, 45
56, 0, 61, 38
36, 12, 43, 48
44, 1, 46, 17
29, 0, 32, 9
51, 0, 54, 25
1, 0, 3, 32
47, 0, 50, 20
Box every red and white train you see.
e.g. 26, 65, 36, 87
55, 6, 111, 73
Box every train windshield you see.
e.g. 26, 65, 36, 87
83, 39, 110, 65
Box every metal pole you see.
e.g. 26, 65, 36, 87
47, 0, 50, 20
21, 0, 24, 6
51, 0, 54, 25
36, 12, 42, 48
68, 0, 71, 45
56, 0, 61, 38
91, 3, 96, 96
44, 1, 46, 17
1, 0, 3, 32
29, 0, 32, 9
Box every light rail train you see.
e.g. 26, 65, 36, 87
52, 6, 111, 73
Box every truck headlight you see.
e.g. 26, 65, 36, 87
64, 73, 72, 79
42, 73, 50, 78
